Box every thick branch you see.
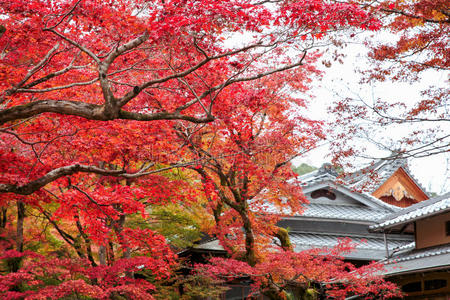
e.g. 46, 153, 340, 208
0, 164, 125, 195
118, 109, 214, 123
103, 32, 149, 66
0, 99, 215, 125
1, 48, 306, 127
0, 160, 204, 195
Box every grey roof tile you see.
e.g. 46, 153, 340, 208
290, 232, 413, 260
190, 232, 414, 261
298, 166, 401, 212
300, 204, 391, 222
382, 243, 450, 275
388, 243, 450, 263
290, 232, 409, 251
299, 159, 428, 197
391, 241, 415, 254
298, 171, 336, 187
344, 159, 429, 197
370, 193, 450, 231
263, 202, 393, 222
344, 159, 406, 192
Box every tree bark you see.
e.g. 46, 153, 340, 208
107, 241, 115, 265
0, 207, 6, 228
16, 200, 25, 252
239, 210, 257, 266
275, 227, 292, 251
76, 220, 97, 266
99, 245, 107, 265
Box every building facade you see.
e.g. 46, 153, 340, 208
182, 160, 437, 299
371, 193, 450, 299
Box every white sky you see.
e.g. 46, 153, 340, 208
292, 33, 449, 195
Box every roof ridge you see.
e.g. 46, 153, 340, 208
398, 165, 430, 198
306, 202, 392, 211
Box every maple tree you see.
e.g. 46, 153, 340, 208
0, 0, 402, 299
328, 0, 449, 167
0, 250, 175, 299
176, 74, 321, 263
364, 0, 448, 79
174, 77, 401, 299
195, 241, 401, 299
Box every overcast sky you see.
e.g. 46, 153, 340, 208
292, 34, 449, 195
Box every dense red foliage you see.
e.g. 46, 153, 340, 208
0, 250, 167, 300
0, 0, 400, 298
196, 240, 401, 299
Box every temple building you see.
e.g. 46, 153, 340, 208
181, 159, 442, 299
370, 192, 450, 299
274, 162, 418, 265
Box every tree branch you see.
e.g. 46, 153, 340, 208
381, 8, 450, 24
0, 159, 208, 195
0, 99, 215, 125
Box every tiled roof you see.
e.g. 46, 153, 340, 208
192, 239, 224, 252
290, 232, 412, 261
391, 241, 415, 254
296, 203, 391, 222
298, 164, 401, 212
272, 165, 400, 222
344, 158, 429, 196
370, 193, 450, 231
189, 232, 413, 261
345, 159, 406, 192
388, 243, 450, 263
299, 158, 428, 198
263, 201, 394, 222
298, 170, 336, 187
290, 232, 407, 251
382, 243, 450, 275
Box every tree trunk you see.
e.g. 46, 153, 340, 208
16, 200, 25, 252
76, 220, 97, 266
113, 213, 129, 259
107, 241, 115, 265
0, 206, 6, 228
240, 211, 257, 266
8, 200, 26, 272
99, 245, 107, 265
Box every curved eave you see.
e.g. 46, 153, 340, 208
370, 193, 450, 232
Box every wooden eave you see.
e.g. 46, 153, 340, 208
372, 167, 428, 203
